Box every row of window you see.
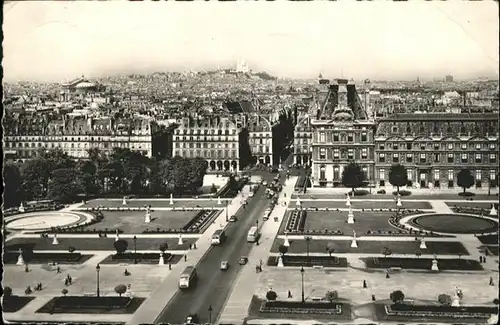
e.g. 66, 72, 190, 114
5, 142, 150, 150
250, 146, 270, 153
174, 142, 236, 149
173, 149, 238, 159
6, 135, 150, 142
249, 133, 271, 138
174, 136, 238, 142
378, 168, 497, 181
250, 138, 271, 145
12, 149, 150, 159
378, 142, 497, 150
378, 153, 497, 164
317, 132, 369, 143
318, 148, 371, 160
318, 165, 370, 181
175, 129, 237, 135
388, 124, 490, 135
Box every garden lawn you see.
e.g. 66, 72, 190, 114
98, 253, 184, 265
362, 257, 483, 270
291, 193, 497, 201
271, 239, 469, 256
82, 199, 228, 209
445, 202, 498, 209
279, 211, 400, 235
5, 237, 197, 252
80, 211, 201, 233
36, 296, 145, 314
411, 214, 498, 234
476, 234, 499, 245
291, 201, 432, 210
2, 296, 36, 313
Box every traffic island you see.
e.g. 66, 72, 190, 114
36, 296, 146, 314
247, 296, 352, 321
362, 257, 483, 271
267, 255, 348, 267
3, 296, 36, 313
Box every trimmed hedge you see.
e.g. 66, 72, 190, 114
392, 190, 411, 196
364, 257, 483, 271
260, 301, 342, 315
267, 255, 348, 267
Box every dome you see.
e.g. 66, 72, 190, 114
76, 82, 96, 88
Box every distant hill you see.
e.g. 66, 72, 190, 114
254, 71, 277, 81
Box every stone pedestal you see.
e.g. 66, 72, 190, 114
178, 234, 183, 245
19, 203, 25, 213
420, 240, 427, 249
170, 193, 174, 205
284, 235, 290, 247
451, 295, 460, 307
351, 239, 358, 248
431, 259, 439, 271
122, 197, 127, 205
490, 205, 497, 216
296, 198, 301, 206
16, 252, 25, 265
277, 255, 284, 267
218, 197, 222, 205
145, 211, 151, 223
159, 253, 165, 265
52, 234, 59, 245
115, 233, 120, 242
347, 207, 355, 224
346, 197, 351, 207
397, 198, 402, 207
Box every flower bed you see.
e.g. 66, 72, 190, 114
393, 190, 412, 196
183, 210, 219, 232
3, 296, 36, 313
36, 296, 145, 314
477, 234, 499, 245
285, 210, 307, 232
385, 303, 496, 319
267, 255, 348, 267
260, 301, 343, 315
142, 228, 199, 234
362, 257, 483, 271
4, 252, 92, 264
112, 252, 173, 262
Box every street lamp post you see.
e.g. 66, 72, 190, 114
225, 199, 228, 222
96, 264, 101, 297
208, 304, 213, 324
305, 236, 311, 259
133, 235, 137, 264
300, 266, 305, 303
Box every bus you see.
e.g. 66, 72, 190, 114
211, 229, 227, 245
247, 226, 259, 243
179, 266, 197, 289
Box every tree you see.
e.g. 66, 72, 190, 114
159, 243, 168, 253
61, 288, 68, 296
326, 242, 337, 257
438, 294, 452, 305
3, 163, 23, 208
114, 239, 128, 254
389, 164, 408, 194
68, 246, 76, 254
22, 157, 51, 199
382, 247, 392, 257
415, 249, 422, 259
493, 298, 499, 305
341, 162, 366, 193
278, 244, 288, 257
47, 167, 82, 204
266, 290, 277, 301
457, 169, 474, 194
325, 290, 339, 303
77, 160, 100, 197
4, 286, 13, 297
389, 290, 405, 304
114, 284, 127, 297
458, 252, 463, 260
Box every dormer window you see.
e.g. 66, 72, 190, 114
392, 126, 398, 134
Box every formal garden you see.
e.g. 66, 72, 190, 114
37, 296, 145, 314
290, 200, 432, 210
409, 214, 498, 234
2, 287, 36, 313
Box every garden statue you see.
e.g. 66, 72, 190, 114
346, 194, 351, 207
52, 233, 59, 245
277, 255, 284, 267
218, 197, 222, 205
122, 196, 127, 205
284, 234, 290, 247
431, 258, 439, 271
170, 193, 174, 205
490, 204, 497, 216
347, 206, 355, 224
159, 252, 165, 265
420, 239, 427, 249
16, 248, 25, 265
115, 229, 120, 242
145, 206, 151, 223
19, 202, 25, 213
351, 229, 358, 248
178, 234, 184, 245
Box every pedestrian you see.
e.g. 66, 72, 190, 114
484, 256, 487, 263
69, 275, 73, 285
168, 263, 172, 270
184, 255, 187, 262
372, 294, 376, 301
479, 256, 483, 263
189, 243, 192, 250
57, 266, 61, 273
363, 280, 367, 288
489, 277, 494, 286
65, 278, 69, 286
193, 243, 197, 249
288, 290, 292, 298
25, 264, 29, 273
386, 272, 390, 279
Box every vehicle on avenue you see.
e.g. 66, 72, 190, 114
184, 314, 199, 324
239, 256, 248, 265
229, 215, 237, 222
179, 266, 197, 289
220, 260, 229, 270
262, 180, 268, 186
211, 229, 227, 245
249, 191, 255, 197
247, 226, 259, 242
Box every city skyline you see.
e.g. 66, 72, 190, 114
3, 1, 499, 82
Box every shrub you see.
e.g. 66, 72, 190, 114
68, 246, 76, 253
159, 243, 168, 253
114, 239, 128, 254
4, 286, 12, 297
377, 189, 386, 194
278, 244, 288, 256
393, 190, 411, 196
382, 247, 392, 257
493, 298, 499, 305
348, 189, 369, 196
390, 290, 405, 304
325, 290, 338, 303
326, 242, 337, 257
61, 288, 68, 296
114, 284, 127, 297
266, 290, 278, 301
458, 191, 475, 197
438, 294, 452, 305
210, 184, 218, 194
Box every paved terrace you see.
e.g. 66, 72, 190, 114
127, 186, 250, 325
218, 177, 297, 324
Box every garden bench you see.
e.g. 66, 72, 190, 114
389, 267, 402, 272
313, 265, 324, 269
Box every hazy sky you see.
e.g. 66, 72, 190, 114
3, 1, 499, 82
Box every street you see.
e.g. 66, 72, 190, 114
154, 172, 283, 324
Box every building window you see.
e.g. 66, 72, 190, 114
333, 134, 339, 142
407, 169, 413, 181
347, 133, 354, 142
475, 143, 481, 150
379, 153, 385, 163
490, 170, 497, 184
447, 143, 453, 150
393, 143, 399, 150
361, 132, 367, 142
320, 166, 326, 180
320, 132, 325, 142
406, 142, 412, 150
420, 143, 426, 150
406, 153, 413, 163
391, 126, 398, 134
362, 166, 368, 178
379, 143, 385, 150
420, 153, 426, 163
433, 143, 440, 150
348, 149, 354, 160
448, 169, 454, 181
489, 143, 496, 150
334, 167, 340, 180
447, 153, 454, 163
461, 153, 468, 163
475, 169, 482, 180
334, 149, 340, 159
434, 169, 440, 180
380, 169, 385, 180
490, 154, 497, 163
433, 153, 440, 163
361, 148, 367, 159
475, 153, 482, 163
461, 143, 467, 150
320, 148, 326, 159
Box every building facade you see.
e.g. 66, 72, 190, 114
310, 79, 376, 187
247, 114, 273, 165
172, 116, 242, 171
374, 113, 499, 189
294, 114, 312, 166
